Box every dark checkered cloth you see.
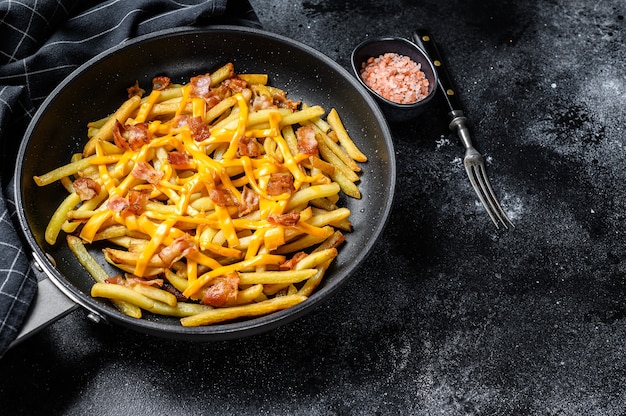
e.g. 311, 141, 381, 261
0, 0, 260, 358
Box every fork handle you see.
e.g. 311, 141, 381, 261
411, 29, 463, 115
449, 112, 474, 150
412, 30, 474, 149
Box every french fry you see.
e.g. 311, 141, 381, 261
34, 155, 96, 187
210, 62, 235, 86
330, 169, 361, 199
327, 108, 368, 162
294, 248, 337, 270
238, 74, 268, 85
148, 301, 213, 317
103, 247, 166, 268
45, 193, 81, 245
91, 282, 155, 310
316, 135, 360, 182
83, 95, 142, 156
131, 284, 177, 307
314, 125, 361, 173
285, 183, 341, 211
297, 259, 332, 297
226, 284, 264, 306
238, 269, 317, 285
164, 269, 189, 293
180, 295, 307, 327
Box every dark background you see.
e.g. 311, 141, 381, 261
2, 0, 626, 414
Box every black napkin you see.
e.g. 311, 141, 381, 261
0, 0, 261, 358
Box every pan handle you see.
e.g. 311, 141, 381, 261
10, 257, 79, 348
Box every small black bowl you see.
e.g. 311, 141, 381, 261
351, 36, 438, 122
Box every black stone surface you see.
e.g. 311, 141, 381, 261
2, 1, 626, 414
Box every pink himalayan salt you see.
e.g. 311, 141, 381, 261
360, 52, 429, 104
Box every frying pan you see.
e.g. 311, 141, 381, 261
14, 26, 396, 341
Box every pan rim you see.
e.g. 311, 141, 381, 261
14, 25, 396, 340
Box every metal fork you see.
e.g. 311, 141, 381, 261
413, 30, 513, 229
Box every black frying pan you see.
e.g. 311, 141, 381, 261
14, 26, 396, 341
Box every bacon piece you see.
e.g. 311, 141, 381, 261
112, 121, 131, 150
201, 272, 240, 307
188, 116, 211, 142
126, 275, 164, 287
266, 172, 294, 196
127, 81, 145, 98
209, 188, 237, 207
279, 252, 308, 271
158, 234, 196, 267
174, 114, 191, 128
237, 136, 260, 158
223, 77, 248, 93
126, 123, 151, 150
238, 186, 259, 217
190, 73, 212, 98
174, 115, 210, 142
252, 95, 274, 111
73, 177, 101, 201
273, 92, 300, 111
105, 274, 163, 287
296, 125, 319, 155
107, 195, 130, 212
205, 95, 222, 109
168, 151, 192, 169
190, 74, 233, 109
105, 275, 124, 285
132, 161, 163, 184
113, 121, 151, 151
126, 189, 150, 215
152, 76, 171, 91
106, 190, 149, 215
267, 212, 300, 227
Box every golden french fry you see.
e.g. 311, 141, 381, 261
238, 269, 317, 285
273, 230, 331, 254
83, 95, 142, 156
34, 155, 97, 187
164, 269, 189, 293
67, 235, 110, 283
45, 193, 82, 245
308, 207, 351, 228
226, 284, 264, 306
316, 135, 360, 182
180, 294, 307, 327
210, 62, 235, 86
148, 301, 213, 317
294, 248, 337, 270
330, 169, 361, 199
93, 225, 131, 241
280, 105, 325, 126
309, 155, 335, 176
285, 183, 340, 211
327, 108, 367, 162
91, 282, 155, 310
297, 259, 332, 297
150, 99, 193, 117
103, 247, 166, 268
131, 284, 177, 307
314, 125, 361, 173
67, 235, 142, 318
238, 73, 268, 85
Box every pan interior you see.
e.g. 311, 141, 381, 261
16, 26, 395, 340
